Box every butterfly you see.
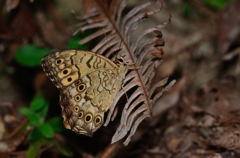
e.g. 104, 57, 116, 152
41, 50, 128, 136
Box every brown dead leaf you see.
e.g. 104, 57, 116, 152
217, 1, 240, 54
5, 0, 20, 12
210, 127, 240, 150
11, 3, 36, 40
200, 80, 240, 119
36, 13, 68, 49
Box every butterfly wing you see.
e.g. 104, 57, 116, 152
42, 50, 128, 135
41, 50, 118, 89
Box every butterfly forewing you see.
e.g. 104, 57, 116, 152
42, 50, 118, 89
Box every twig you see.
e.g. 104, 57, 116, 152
3, 118, 28, 140
97, 142, 122, 158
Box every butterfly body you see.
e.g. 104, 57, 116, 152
42, 50, 128, 135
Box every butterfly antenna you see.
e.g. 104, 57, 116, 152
127, 63, 142, 70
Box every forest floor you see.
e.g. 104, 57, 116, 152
0, 0, 240, 158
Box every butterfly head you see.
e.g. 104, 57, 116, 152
115, 55, 128, 66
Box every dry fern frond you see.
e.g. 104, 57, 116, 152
74, 0, 174, 145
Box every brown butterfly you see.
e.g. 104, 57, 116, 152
42, 50, 128, 136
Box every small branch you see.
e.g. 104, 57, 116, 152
3, 118, 28, 140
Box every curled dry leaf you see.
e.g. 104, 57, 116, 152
75, 0, 174, 145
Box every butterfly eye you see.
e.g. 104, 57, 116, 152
85, 113, 93, 123
117, 58, 124, 63
74, 106, 79, 112
74, 95, 81, 101
78, 111, 84, 118
94, 115, 102, 126
77, 84, 86, 92
56, 59, 63, 65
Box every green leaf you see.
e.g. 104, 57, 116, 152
20, 108, 42, 126
37, 104, 48, 120
20, 107, 32, 116
56, 143, 74, 157
67, 33, 89, 50
15, 45, 50, 67
26, 139, 48, 158
182, 2, 192, 17
26, 144, 40, 158
28, 128, 44, 141
30, 96, 49, 112
38, 123, 55, 138
48, 117, 65, 132
20, 96, 49, 126
203, 0, 228, 10
28, 113, 42, 126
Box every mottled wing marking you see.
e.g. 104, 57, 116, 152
84, 69, 125, 111
42, 50, 118, 89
